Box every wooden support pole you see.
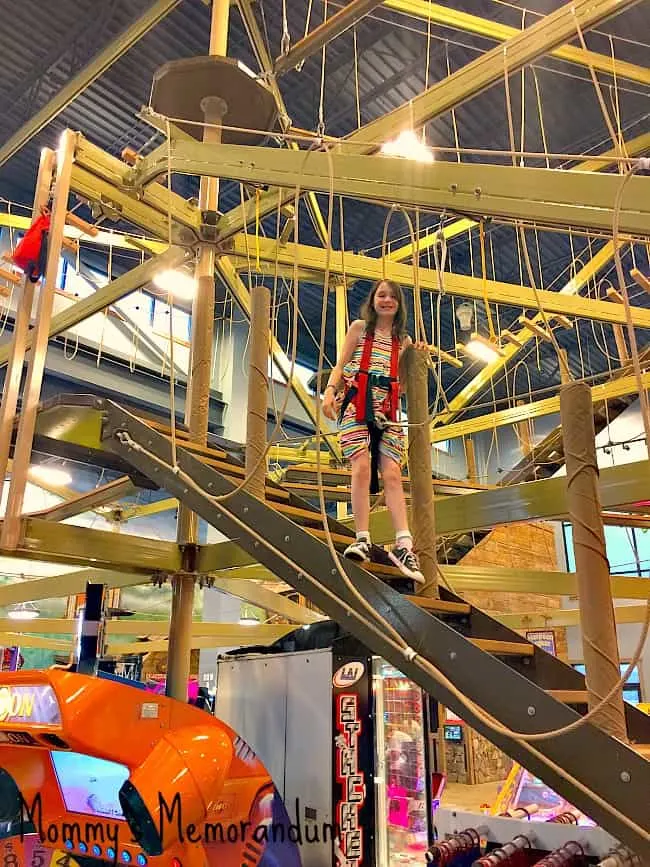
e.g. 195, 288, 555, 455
168, 0, 230, 703
464, 437, 477, 482
560, 380, 627, 742
516, 399, 533, 456
558, 347, 571, 385
1, 133, 75, 550
0, 148, 55, 505
246, 284, 271, 500
613, 325, 630, 363
403, 347, 438, 596
335, 282, 348, 519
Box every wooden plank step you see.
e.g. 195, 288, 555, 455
634, 743, 650, 759
173, 438, 228, 461
304, 527, 355, 547
546, 690, 589, 704
275, 502, 327, 524
405, 596, 470, 615
471, 638, 535, 657
138, 417, 191, 439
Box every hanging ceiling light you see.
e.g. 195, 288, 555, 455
7, 601, 40, 620
380, 130, 434, 163
460, 333, 506, 364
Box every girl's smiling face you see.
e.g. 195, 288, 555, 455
373, 281, 399, 318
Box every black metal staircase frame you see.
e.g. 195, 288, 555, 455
97, 397, 650, 859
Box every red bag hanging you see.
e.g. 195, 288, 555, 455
11, 211, 50, 282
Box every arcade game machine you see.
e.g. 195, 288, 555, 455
214, 624, 638, 867
0, 668, 303, 867
214, 622, 434, 867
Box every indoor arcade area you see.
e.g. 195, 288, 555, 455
0, 0, 648, 865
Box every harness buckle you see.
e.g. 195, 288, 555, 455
374, 411, 389, 431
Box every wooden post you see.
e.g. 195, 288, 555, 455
516, 400, 533, 456
1, 132, 75, 549
168, 0, 230, 702
560, 381, 627, 741
0, 147, 55, 504
464, 437, 477, 483
246, 284, 271, 500
403, 347, 438, 596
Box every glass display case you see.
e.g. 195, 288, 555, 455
372, 658, 429, 866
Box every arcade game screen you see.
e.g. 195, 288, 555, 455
496, 765, 597, 826
51, 752, 129, 820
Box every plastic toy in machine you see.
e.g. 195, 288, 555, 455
0, 670, 302, 867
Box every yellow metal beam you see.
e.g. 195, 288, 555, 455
384, 0, 650, 88
0, 244, 189, 368
495, 603, 650, 629
274, 0, 386, 76
0, 212, 168, 254
346, 0, 644, 149
441, 568, 650, 600
431, 370, 650, 443
72, 137, 200, 243
387, 132, 650, 264
228, 235, 650, 328
132, 140, 650, 235
0, 518, 182, 573
435, 458, 650, 535
209, 576, 325, 623
0, 568, 145, 608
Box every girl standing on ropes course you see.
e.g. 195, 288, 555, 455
322, 279, 425, 584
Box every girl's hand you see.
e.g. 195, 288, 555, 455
412, 340, 429, 352
322, 388, 340, 420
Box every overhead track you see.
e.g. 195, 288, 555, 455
127, 140, 650, 236
224, 235, 650, 329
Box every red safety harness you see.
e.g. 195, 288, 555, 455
339, 329, 401, 493
353, 329, 401, 424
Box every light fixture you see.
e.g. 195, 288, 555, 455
459, 333, 506, 364
380, 130, 434, 163
238, 617, 259, 626
456, 303, 474, 331
153, 269, 197, 300
7, 602, 40, 621
28, 465, 72, 487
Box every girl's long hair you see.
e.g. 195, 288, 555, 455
359, 279, 407, 339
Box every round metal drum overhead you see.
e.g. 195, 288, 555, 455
150, 55, 278, 144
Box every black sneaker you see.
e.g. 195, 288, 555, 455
343, 539, 371, 562
389, 546, 424, 584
